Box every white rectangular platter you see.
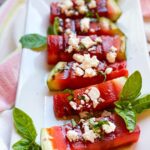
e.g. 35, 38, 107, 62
10, 0, 150, 149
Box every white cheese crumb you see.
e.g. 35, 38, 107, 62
84, 68, 97, 78
87, 87, 100, 108
73, 54, 84, 63
105, 67, 113, 74
78, 5, 88, 14
65, 29, 72, 35
88, 0, 96, 9
81, 37, 96, 49
91, 56, 99, 67
66, 130, 79, 142
72, 62, 79, 70
68, 35, 80, 50
65, 18, 71, 23
58, 26, 63, 32
88, 46, 96, 51
102, 121, 116, 134
80, 54, 91, 70
82, 123, 97, 143
90, 28, 95, 33
66, 45, 73, 53
65, 10, 74, 16
106, 52, 117, 63
101, 110, 112, 117
75, 67, 84, 76
95, 37, 102, 43
80, 100, 85, 105
69, 101, 77, 110
80, 18, 90, 32
76, 0, 85, 6
59, 0, 73, 12
110, 46, 117, 52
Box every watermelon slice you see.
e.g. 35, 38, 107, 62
47, 35, 126, 65
47, 61, 128, 91
52, 17, 124, 36
41, 114, 140, 150
50, 0, 121, 23
53, 77, 126, 118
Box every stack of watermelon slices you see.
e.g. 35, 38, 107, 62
41, 0, 140, 150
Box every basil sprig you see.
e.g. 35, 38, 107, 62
20, 34, 46, 51
115, 71, 150, 132
13, 108, 41, 150
19, 17, 60, 51
47, 17, 60, 35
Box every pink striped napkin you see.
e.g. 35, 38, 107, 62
0, 51, 21, 112
140, 0, 150, 20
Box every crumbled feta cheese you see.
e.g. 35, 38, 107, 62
72, 62, 79, 70
80, 18, 90, 32
90, 28, 95, 33
75, 11, 79, 16
87, 87, 100, 108
58, 26, 63, 32
102, 121, 116, 134
101, 110, 112, 117
73, 54, 84, 63
66, 45, 73, 53
110, 46, 117, 52
81, 37, 96, 49
84, 68, 97, 78
91, 56, 99, 67
77, 105, 83, 110
105, 67, 113, 74
65, 28, 72, 35
88, 0, 96, 9
65, 10, 74, 16
66, 130, 79, 142
68, 35, 80, 50
106, 52, 117, 63
82, 123, 97, 143
80, 54, 91, 70
78, 5, 88, 14
65, 18, 71, 23
69, 101, 77, 110
76, 0, 85, 6
75, 67, 84, 76
80, 100, 85, 105
88, 46, 96, 51
95, 37, 102, 43
59, 0, 73, 12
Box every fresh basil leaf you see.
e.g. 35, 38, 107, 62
84, 0, 91, 2
115, 108, 136, 132
86, 11, 94, 17
13, 108, 37, 141
29, 143, 41, 150
96, 13, 100, 20
20, 34, 46, 51
48, 17, 60, 35
13, 139, 31, 150
67, 95, 73, 101
13, 139, 41, 150
120, 71, 142, 101
115, 100, 132, 110
63, 89, 73, 94
132, 94, 150, 113
71, 119, 77, 127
